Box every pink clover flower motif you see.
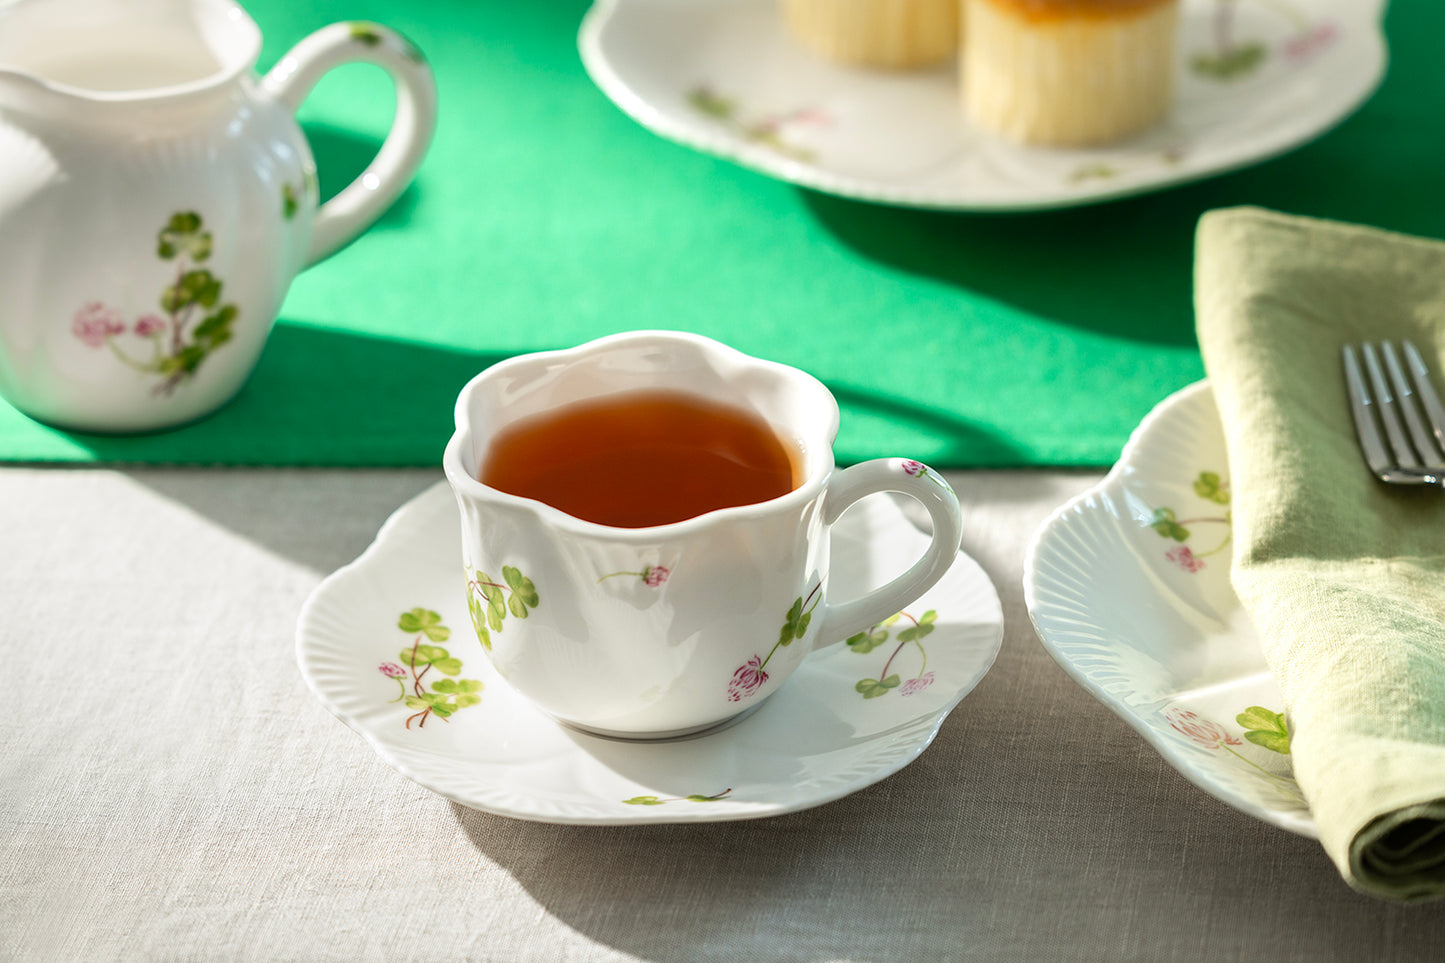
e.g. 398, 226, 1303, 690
899, 671, 935, 697
726, 655, 769, 703
1165, 707, 1242, 749
72, 302, 126, 348
643, 565, 670, 587
789, 106, 833, 128
1284, 21, 1339, 60
134, 314, 167, 338
378, 662, 408, 679
901, 460, 925, 476
1165, 545, 1204, 573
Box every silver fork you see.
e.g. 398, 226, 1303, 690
1342, 340, 1445, 487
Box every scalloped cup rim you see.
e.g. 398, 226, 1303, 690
443, 329, 843, 541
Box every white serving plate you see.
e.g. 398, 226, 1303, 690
580, 0, 1386, 211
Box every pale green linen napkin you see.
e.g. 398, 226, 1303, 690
1195, 207, 1445, 902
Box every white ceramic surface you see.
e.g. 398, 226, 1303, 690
0, 0, 436, 431
579, 0, 1386, 211
297, 482, 1004, 824
442, 331, 964, 737
1024, 381, 1315, 837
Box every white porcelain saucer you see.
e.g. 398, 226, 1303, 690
297, 483, 1003, 824
1024, 382, 1315, 837
579, 0, 1385, 211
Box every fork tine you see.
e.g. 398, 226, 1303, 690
1361, 342, 1424, 469
1343, 345, 1395, 477
1403, 340, 1445, 453
1381, 341, 1445, 468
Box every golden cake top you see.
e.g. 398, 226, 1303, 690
978, 0, 1176, 22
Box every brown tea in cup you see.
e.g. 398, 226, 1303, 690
480, 388, 801, 528
446, 330, 964, 737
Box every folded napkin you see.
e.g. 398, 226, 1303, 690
1195, 207, 1445, 901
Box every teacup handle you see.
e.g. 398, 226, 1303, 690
262, 22, 438, 266
812, 459, 964, 648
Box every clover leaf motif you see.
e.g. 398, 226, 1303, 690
850, 610, 935, 701
684, 85, 819, 163
687, 86, 736, 121
399, 643, 462, 677
846, 625, 891, 654
161, 269, 220, 314
1191, 43, 1267, 80
466, 588, 492, 651
1193, 471, 1230, 505
348, 22, 384, 46
1237, 706, 1291, 755
474, 576, 506, 633
430, 678, 484, 713
725, 586, 822, 703
398, 608, 450, 642
403, 691, 447, 716
157, 211, 212, 261
1147, 469, 1232, 570
1149, 507, 1190, 542
855, 675, 902, 699
403, 680, 482, 719
622, 789, 732, 806
777, 595, 812, 648
392, 610, 483, 728
896, 610, 937, 645
465, 565, 540, 650
503, 566, 539, 619
81, 210, 239, 394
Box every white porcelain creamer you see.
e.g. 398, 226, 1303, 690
0, 0, 436, 431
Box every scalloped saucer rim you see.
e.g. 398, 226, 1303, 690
297, 482, 1004, 825
1023, 381, 1316, 837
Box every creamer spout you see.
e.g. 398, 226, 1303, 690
0, 66, 56, 113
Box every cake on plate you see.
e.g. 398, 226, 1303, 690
784, 0, 961, 69
961, 0, 1179, 146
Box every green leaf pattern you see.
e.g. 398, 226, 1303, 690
1164, 704, 1299, 801
847, 610, 937, 700
777, 594, 813, 648
1148, 471, 1233, 572
385, 610, 484, 728
1191, 42, 1267, 79
349, 21, 426, 63
623, 789, 732, 806
466, 565, 539, 652
72, 210, 240, 395
1237, 706, 1291, 755
685, 85, 822, 163
727, 585, 823, 703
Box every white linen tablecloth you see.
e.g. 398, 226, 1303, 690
3, 467, 1444, 962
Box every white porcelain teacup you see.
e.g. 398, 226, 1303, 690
442, 331, 964, 739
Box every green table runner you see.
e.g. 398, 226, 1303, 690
2, 0, 1441, 467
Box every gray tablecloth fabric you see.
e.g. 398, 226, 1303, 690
4, 467, 1445, 963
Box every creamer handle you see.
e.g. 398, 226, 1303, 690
263, 22, 437, 266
